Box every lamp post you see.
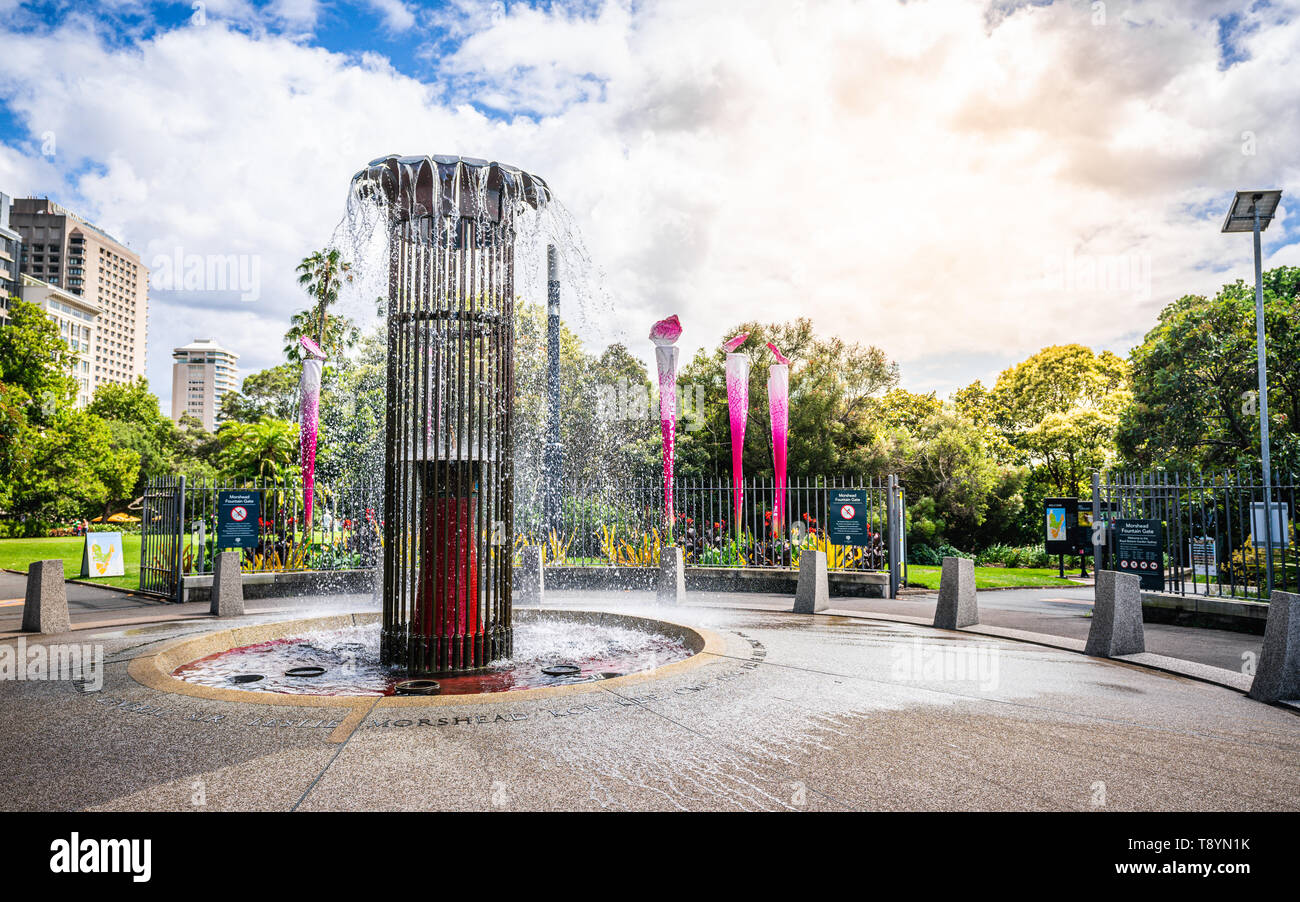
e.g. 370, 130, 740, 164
1222, 189, 1283, 596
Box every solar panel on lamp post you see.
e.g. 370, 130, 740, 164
1222, 189, 1283, 597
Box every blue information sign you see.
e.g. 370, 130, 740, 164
827, 489, 869, 547
217, 490, 261, 549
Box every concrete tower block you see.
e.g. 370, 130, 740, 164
1249, 591, 1300, 703
793, 550, 829, 614
933, 556, 978, 629
22, 559, 70, 634
657, 546, 685, 605
1085, 570, 1144, 657
517, 546, 545, 606
210, 551, 245, 617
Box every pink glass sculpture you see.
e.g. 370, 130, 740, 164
298, 336, 326, 528
767, 343, 789, 536
651, 315, 682, 533
724, 333, 750, 534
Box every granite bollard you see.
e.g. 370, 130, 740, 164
22, 559, 70, 634
933, 556, 978, 629
1249, 591, 1300, 703
657, 546, 686, 604
210, 551, 245, 617
1084, 569, 1144, 657
793, 549, 829, 614
517, 546, 545, 606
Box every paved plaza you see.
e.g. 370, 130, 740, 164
2, 585, 1296, 812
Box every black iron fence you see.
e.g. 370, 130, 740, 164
141, 473, 906, 600
515, 474, 904, 580
139, 476, 382, 600
1097, 470, 1297, 601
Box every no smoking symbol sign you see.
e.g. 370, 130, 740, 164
230, 506, 248, 522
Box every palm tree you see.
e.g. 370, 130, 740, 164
295, 249, 353, 354
283, 310, 359, 362
218, 416, 298, 482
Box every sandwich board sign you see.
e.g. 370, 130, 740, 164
828, 489, 870, 546
217, 490, 261, 549
80, 532, 125, 578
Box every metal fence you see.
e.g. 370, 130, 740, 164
139, 476, 382, 600
1097, 470, 1297, 601
515, 474, 904, 582
141, 473, 906, 600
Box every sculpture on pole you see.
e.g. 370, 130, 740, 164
767, 342, 790, 538
651, 315, 683, 536
298, 336, 326, 529
723, 332, 750, 536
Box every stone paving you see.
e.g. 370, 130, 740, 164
1, 591, 1296, 812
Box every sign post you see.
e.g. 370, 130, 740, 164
1113, 518, 1165, 591
217, 490, 261, 551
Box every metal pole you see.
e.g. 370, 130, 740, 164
1253, 207, 1275, 596
1091, 470, 1103, 572
175, 475, 186, 604
886, 474, 900, 599
544, 244, 562, 536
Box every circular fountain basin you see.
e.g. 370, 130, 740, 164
155, 610, 705, 699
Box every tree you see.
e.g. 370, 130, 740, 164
216, 416, 298, 481
220, 363, 300, 423
283, 310, 359, 363
5, 408, 138, 530
294, 249, 353, 357
1117, 266, 1300, 473
88, 378, 181, 500
0, 298, 77, 425
985, 344, 1131, 496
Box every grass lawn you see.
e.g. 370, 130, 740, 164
906, 564, 1080, 590
0, 534, 142, 591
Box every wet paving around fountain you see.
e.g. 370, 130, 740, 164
2, 599, 1299, 812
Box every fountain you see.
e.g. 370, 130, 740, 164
159, 153, 707, 698
348, 154, 551, 675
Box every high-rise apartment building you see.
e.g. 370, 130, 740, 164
171, 339, 239, 432
0, 192, 21, 321
9, 197, 149, 391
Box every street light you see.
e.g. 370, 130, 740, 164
1222, 188, 1283, 596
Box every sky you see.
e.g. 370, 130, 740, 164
1, 0, 1297, 411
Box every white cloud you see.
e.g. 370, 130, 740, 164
0, 0, 1298, 410
364, 0, 416, 32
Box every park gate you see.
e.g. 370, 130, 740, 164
138, 475, 185, 601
